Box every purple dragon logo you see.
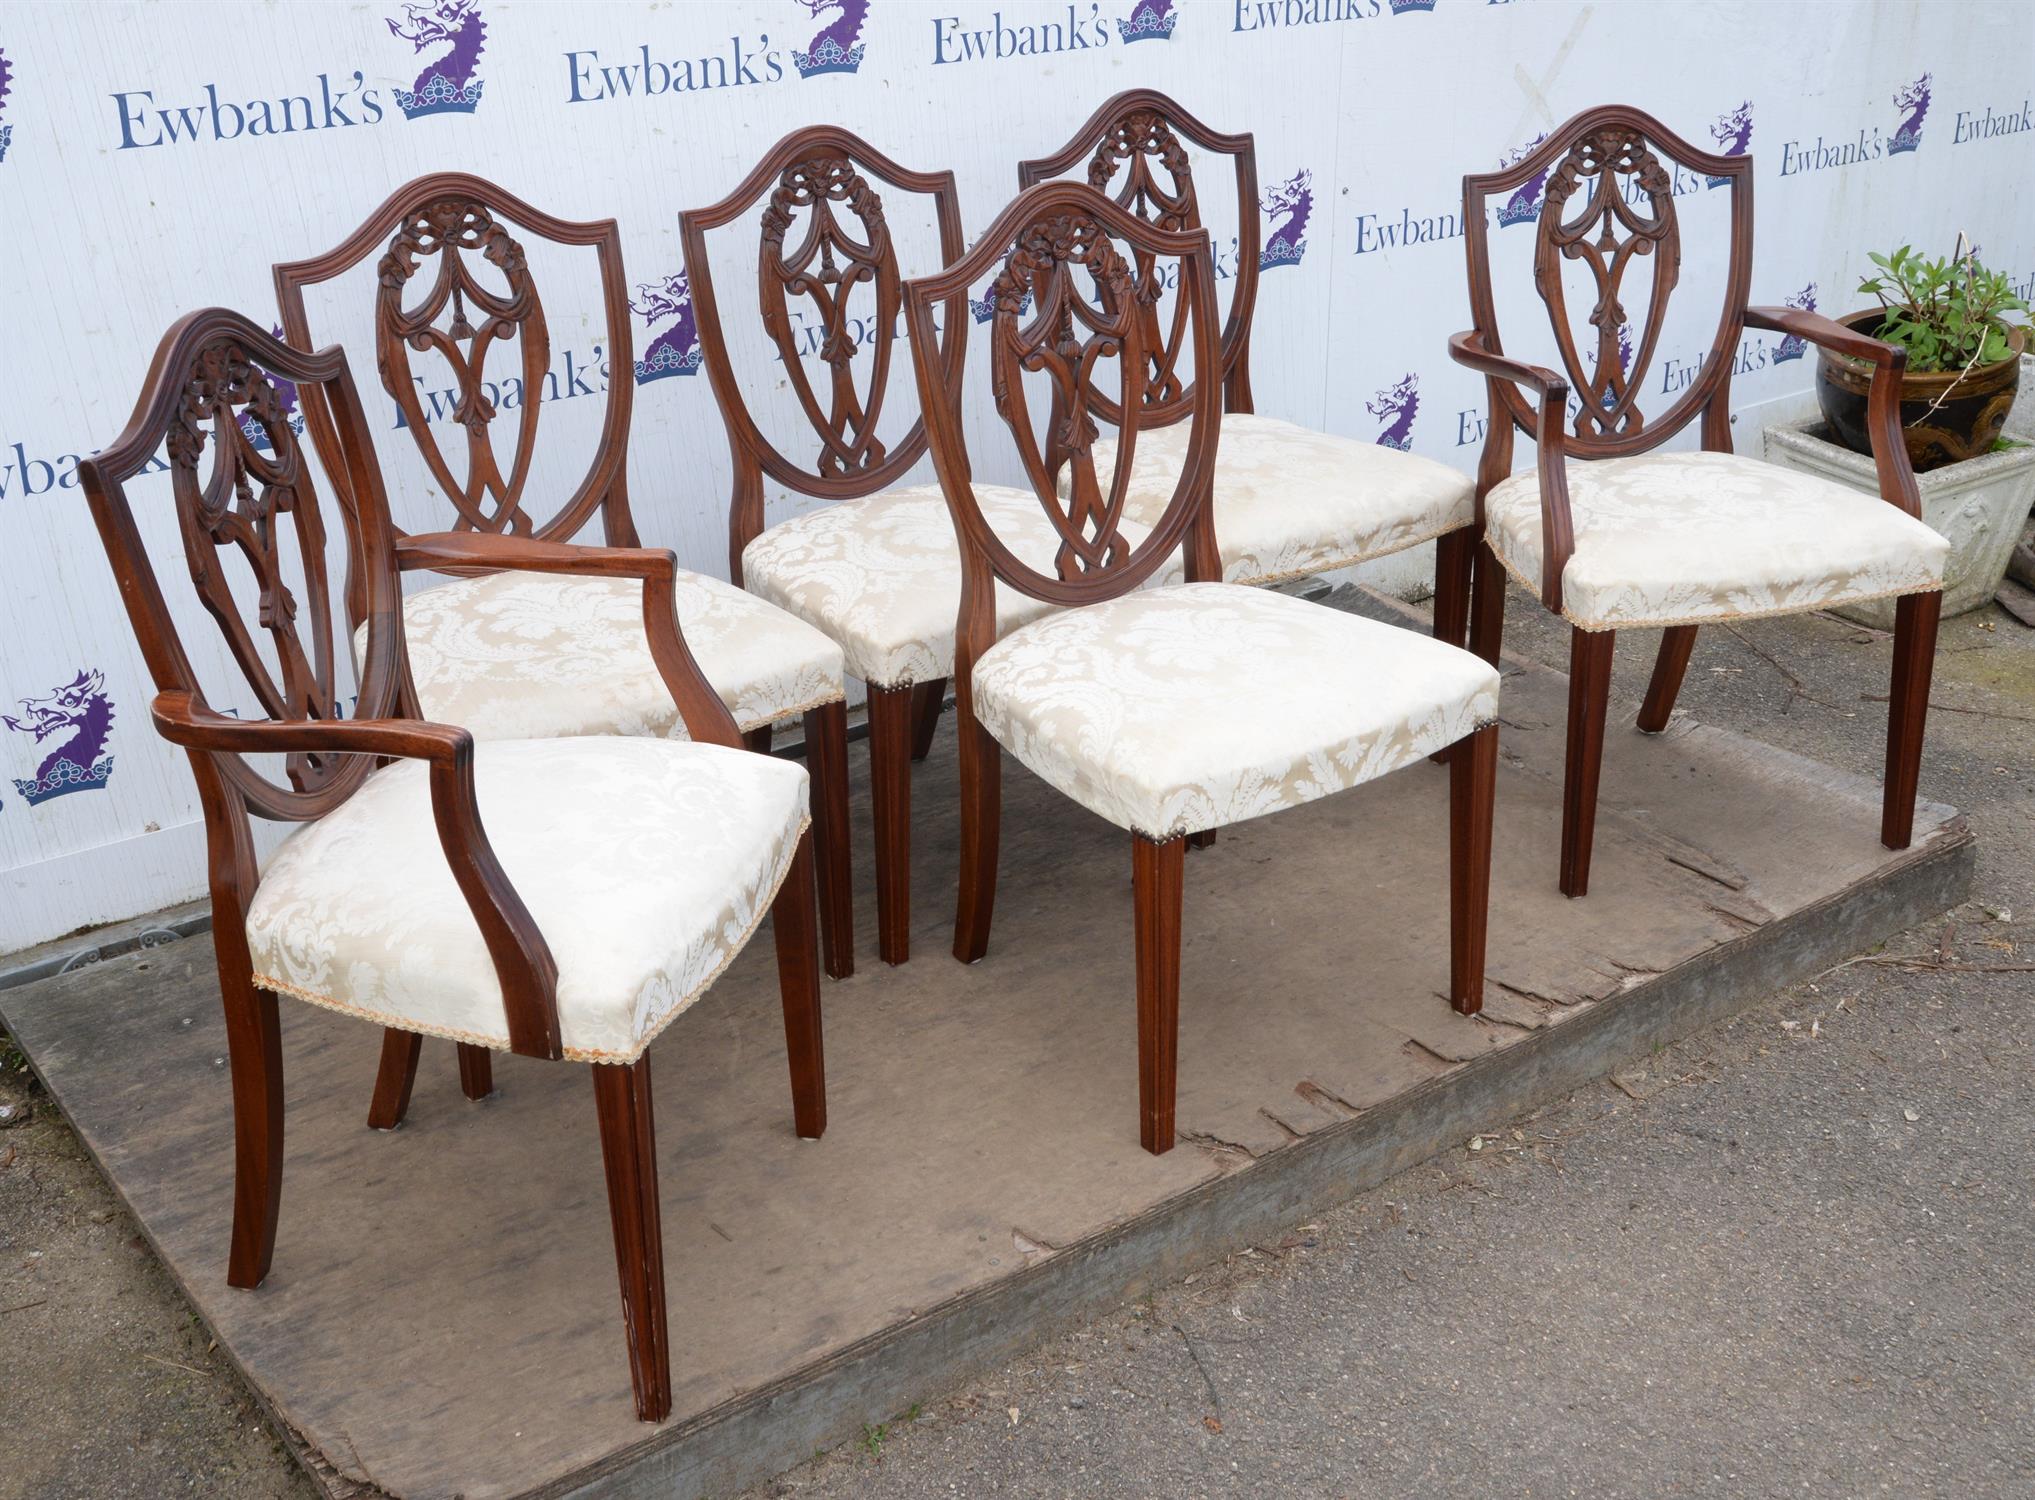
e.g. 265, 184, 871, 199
1495, 133, 1551, 228
241, 325, 306, 453
1117, 0, 1177, 42
387, 0, 487, 119
1772, 283, 1817, 363
1707, 100, 1752, 187
6, 670, 115, 805
794, 0, 869, 78
631, 269, 702, 383
0, 49, 14, 165
1389, 0, 1437, 12
1889, 73, 1931, 155
1259, 169, 1313, 271
1367, 374, 1419, 451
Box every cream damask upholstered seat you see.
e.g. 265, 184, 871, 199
1484, 450, 1948, 631
743, 482, 1155, 692
971, 584, 1501, 841
361, 569, 846, 740
1089, 415, 1476, 587
246, 738, 810, 1063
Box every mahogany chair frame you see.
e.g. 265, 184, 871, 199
77, 312, 826, 1423
273, 172, 855, 1009
904, 184, 1497, 1153
680, 129, 969, 966
1450, 105, 1940, 896
1019, 88, 1477, 685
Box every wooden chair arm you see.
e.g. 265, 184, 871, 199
152, 691, 563, 1059
1447, 331, 1578, 614
389, 534, 746, 751
1743, 306, 1922, 517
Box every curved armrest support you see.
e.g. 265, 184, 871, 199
152, 691, 564, 1059
390, 534, 746, 750
1448, 331, 1577, 614
1745, 305, 1920, 517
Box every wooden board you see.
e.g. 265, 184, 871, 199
0, 608, 1970, 1500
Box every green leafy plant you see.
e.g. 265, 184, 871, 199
1859, 238, 2029, 374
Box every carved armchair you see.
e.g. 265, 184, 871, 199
1019, 89, 1480, 647
273, 174, 855, 987
1450, 107, 1948, 897
77, 313, 827, 1423
902, 185, 1501, 1154
683, 128, 1063, 967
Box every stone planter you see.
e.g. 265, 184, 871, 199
1762, 354, 2035, 628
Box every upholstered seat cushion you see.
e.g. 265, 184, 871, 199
245, 738, 808, 1062
971, 583, 1500, 840
359, 568, 845, 740
743, 484, 1154, 689
1086, 414, 1474, 587
1485, 450, 1949, 630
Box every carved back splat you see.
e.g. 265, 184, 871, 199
904, 182, 1222, 617
1463, 105, 1754, 458
275, 173, 640, 624
79, 311, 409, 825
681, 127, 967, 582
1020, 89, 1263, 418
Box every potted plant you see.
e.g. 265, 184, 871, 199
1816, 239, 2030, 470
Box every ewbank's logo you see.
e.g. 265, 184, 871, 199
795, 0, 869, 77
6, 670, 115, 805
1771, 283, 1817, 363
1708, 101, 1751, 187
630, 270, 702, 383
1890, 73, 1931, 154
1368, 374, 1418, 450
1118, 0, 1177, 41
242, 327, 307, 452
1259, 169, 1313, 270
0, 49, 14, 165
1495, 133, 1550, 228
387, 0, 487, 118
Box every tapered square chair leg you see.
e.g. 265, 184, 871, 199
456, 1043, 494, 1101
592, 1057, 671, 1424
910, 678, 947, 761
1637, 625, 1698, 733
366, 1028, 422, 1130
1133, 836, 1186, 1156
223, 977, 286, 1291
1882, 590, 1942, 849
803, 700, 856, 979
772, 833, 828, 1140
1449, 724, 1499, 1013
866, 685, 914, 966
1560, 626, 1616, 898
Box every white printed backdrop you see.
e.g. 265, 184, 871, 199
1, 0, 2031, 951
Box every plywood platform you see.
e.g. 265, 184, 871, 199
0, 596, 1971, 1500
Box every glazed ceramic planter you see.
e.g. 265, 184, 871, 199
1765, 355, 2035, 628
1815, 309, 2026, 472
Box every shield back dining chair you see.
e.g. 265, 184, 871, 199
902, 183, 1502, 1154
1018, 88, 1480, 651
77, 311, 826, 1422
1449, 106, 1948, 896
273, 174, 856, 1052
683, 128, 1151, 966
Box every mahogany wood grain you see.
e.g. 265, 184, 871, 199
1560, 628, 1617, 899
222, 974, 285, 1288
866, 686, 915, 965
803, 702, 855, 979
1883, 591, 1942, 849
1449, 725, 1498, 1014
770, 832, 828, 1139
1638, 626, 1699, 733
456, 1044, 495, 1102
1132, 837, 1185, 1156
909, 679, 947, 763
367, 1030, 423, 1130
591, 1057, 671, 1424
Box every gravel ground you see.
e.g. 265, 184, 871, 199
3, 566, 2031, 1500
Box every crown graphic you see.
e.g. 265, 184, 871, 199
1258, 238, 1306, 272
1117, 2, 1177, 41
634, 341, 703, 383
970, 287, 1034, 324
1495, 195, 1542, 229
793, 38, 865, 77
395, 71, 484, 119
14, 756, 114, 806
1389, 0, 1437, 12
1887, 126, 1923, 156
